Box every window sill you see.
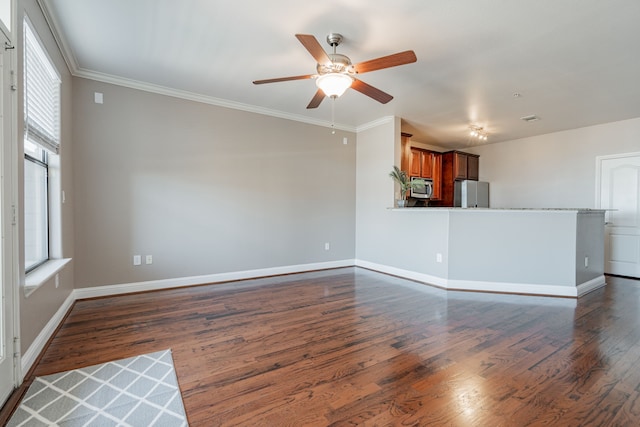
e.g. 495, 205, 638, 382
24, 258, 72, 297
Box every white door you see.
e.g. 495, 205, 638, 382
597, 153, 640, 278
0, 27, 15, 406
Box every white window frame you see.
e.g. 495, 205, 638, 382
23, 15, 68, 294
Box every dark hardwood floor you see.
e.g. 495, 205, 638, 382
3, 268, 640, 426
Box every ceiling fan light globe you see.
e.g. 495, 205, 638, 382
316, 73, 353, 98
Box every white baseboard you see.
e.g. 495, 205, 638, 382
73, 259, 355, 300
355, 259, 447, 288
355, 259, 602, 298
576, 275, 607, 297
446, 278, 579, 297
20, 259, 602, 378
21, 292, 75, 379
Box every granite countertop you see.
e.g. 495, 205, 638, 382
391, 207, 606, 213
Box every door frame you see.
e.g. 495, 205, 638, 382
595, 151, 640, 276
0, 15, 19, 406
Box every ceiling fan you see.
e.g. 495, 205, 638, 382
253, 33, 417, 109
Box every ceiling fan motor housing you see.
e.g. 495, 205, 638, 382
326, 33, 343, 47
317, 53, 354, 75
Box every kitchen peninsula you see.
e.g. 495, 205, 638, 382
358, 207, 605, 298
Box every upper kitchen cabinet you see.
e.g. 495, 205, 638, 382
467, 155, 479, 180
409, 147, 433, 179
400, 133, 442, 200
436, 150, 480, 206
431, 152, 442, 200
449, 151, 479, 181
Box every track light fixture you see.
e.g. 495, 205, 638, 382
469, 125, 488, 141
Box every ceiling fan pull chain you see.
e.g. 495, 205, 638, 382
331, 97, 336, 134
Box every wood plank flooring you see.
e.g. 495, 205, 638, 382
3, 268, 640, 426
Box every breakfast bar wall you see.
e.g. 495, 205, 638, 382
355, 117, 605, 298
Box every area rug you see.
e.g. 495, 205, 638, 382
7, 349, 188, 426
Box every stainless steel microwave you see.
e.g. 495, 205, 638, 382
410, 177, 433, 199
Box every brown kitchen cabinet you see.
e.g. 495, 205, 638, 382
431, 152, 442, 200
436, 151, 480, 206
451, 151, 479, 181
400, 134, 442, 201
409, 148, 433, 179
467, 155, 479, 180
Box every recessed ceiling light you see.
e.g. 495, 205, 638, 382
520, 115, 540, 122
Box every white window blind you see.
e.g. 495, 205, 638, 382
24, 19, 60, 154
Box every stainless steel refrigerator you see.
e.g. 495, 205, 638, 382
454, 180, 489, 208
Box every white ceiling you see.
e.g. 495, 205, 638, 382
41, 0, 640, 149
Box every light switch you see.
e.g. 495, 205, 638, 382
94, 92, 103, 104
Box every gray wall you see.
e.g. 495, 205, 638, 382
354, 117, 615, 292
18, 0, 75, 354
447, 210, 577, 286
355, 117, 450, 279
72, 78, 356, 288
575, 211, 605, 285
466, 117, 640, 209
16, 1, 640, 354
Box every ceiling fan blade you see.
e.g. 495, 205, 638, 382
295, 34, 331, 65
253, 74, 314, 85
306, 89, 325, 109
351, 79, 394, 104
353, 50, 417, 74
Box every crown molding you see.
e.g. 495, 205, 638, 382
38, 0, 79, 74
37, 0, 360, 134
76, 67, 357, 132
356, 116, 395, 132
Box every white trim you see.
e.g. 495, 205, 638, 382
446, 278, 579, 297
24, 258, 71, 295
20, 260, 354, 377
37, 0, 79, 74
76, 67, 357, 133
73, 259, 355, 300
20, 292, 74, 379
356, 116, 395, 133
37, 0, 359, 135
355, 259, 605, 298
576, 275, 607, 297
19, 260, 604, 378
17, 259, 607, 383
0, 24, 18, 403
355, 259, 447, 288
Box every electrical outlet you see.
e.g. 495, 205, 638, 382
133, 255, 141, 266
146, 255, 153, 265
436, 253, 443, 263
324, 242, 330, 251
584, 256, 589, 268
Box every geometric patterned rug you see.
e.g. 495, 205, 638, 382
7, 349, 188, 426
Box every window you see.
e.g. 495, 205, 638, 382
24, 141, 48, 271
0, 0, 10, 36
23, 17, 60, 273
